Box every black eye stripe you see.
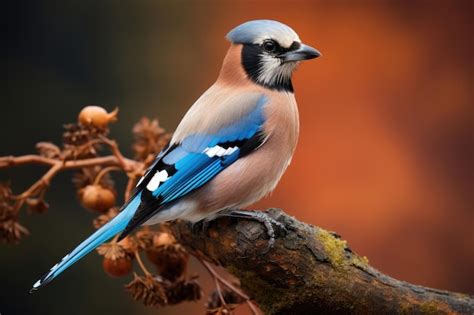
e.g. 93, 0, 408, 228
260, 40, 301, 55
289, 41, 301, 51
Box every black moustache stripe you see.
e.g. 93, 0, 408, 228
241, 44, 294, 93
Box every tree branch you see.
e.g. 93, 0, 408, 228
170, 208, 474, 315
0, 154, 138, 170
0, 154, 141, 214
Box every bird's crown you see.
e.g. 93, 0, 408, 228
226, 19, 300, 48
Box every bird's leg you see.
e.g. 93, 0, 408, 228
212, 209, 286, 252
190, 215, 216, 235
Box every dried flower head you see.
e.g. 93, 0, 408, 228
135, 229, 156, 251
36, 142, 61, 159
0, 182, 15, 219
92, 207, 119, 229
166, 278, 203, 305
132, 117, 171, 161
0, 182, 27, 244
97, 241, 128, 260
152, 231, 176, 247
117, 236, 138, 254
62, 123, 109, 159
26, 198, 49, 214
146, 233, 189, 281
0, 219, 29, 244
125, 273, 168, 307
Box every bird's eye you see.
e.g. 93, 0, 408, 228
262, 40, 278, 53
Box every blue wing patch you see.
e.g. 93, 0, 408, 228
118, 95, 268, 239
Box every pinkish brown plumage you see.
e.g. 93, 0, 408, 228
188, 45, 301, 218
31, 20, 320, 291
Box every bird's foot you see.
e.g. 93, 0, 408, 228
191, 219, 211, 235
214, 209, 286, 253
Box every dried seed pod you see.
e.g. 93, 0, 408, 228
79, 184, 116, 213
102, 256, 133, 277
153, 231, 175, 247
166, 278, 203, 304
132, 117, 171, 161
97, 241, 127, 260
78, 106, 118, 128
0, 219, 30, 244
62, 123, 109, 159
0, 183, 29, 244
125, 273, 168, 307
26, 198, 49, 214
117, 236, 137, 255
134, 229, 155, 250
146, 232, 188, 281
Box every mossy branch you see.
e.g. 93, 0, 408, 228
170, 208, 474, 315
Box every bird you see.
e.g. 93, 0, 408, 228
30, 19, 320, 292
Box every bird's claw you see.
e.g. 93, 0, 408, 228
211, 209, 286, 254
191, 219, 211, 235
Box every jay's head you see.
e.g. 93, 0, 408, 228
226, 20, 320, 92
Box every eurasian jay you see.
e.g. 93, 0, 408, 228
31, 19, 320, 291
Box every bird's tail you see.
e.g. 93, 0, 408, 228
30, 192, 142, 293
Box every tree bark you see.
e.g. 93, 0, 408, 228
170, 208, 474, 315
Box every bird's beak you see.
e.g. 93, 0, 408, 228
280, 43, 321, 63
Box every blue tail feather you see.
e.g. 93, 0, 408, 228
30, 192, 142, 293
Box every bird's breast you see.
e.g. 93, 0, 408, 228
191, 88, 300, 215
262, 90, 300, 155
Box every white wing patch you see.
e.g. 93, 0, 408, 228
203, 145, 238, 158
141, 145, 238, 191
146, 170, 170, 191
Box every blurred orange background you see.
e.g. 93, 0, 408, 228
2, 1, 473, 314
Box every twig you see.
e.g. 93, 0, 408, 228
198, 257, 259, 315
0, 150, 142, 227
124, 177, 136, 201
13, 163, 62, 207
93, 166, 122, 186
0, 155, 59, 168
0, 154, 139, 170
98, 136, 131, 171
134, 250, 151, 276
214, 277, 228, 308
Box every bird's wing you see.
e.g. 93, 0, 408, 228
30, 94, 268, 292
118, 94, 268, 238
